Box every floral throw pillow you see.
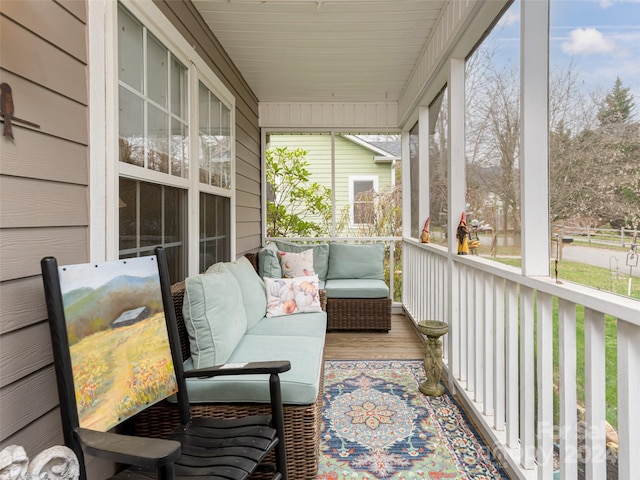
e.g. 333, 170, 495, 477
264, 275, 322, 317
278, 248, 315, 278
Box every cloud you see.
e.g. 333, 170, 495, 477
497, 10, 519, 27
562, 28, 616, 55
600, 0, 640, 6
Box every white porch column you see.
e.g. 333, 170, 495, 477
330, 131, 337, 237
447, 57, 466, 390
520, 0, 550, 276
418, 106, 430, 233
447, 58, 466, 253
401, 130, 412, 239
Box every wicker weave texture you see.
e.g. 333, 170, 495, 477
326, 296, 392, 331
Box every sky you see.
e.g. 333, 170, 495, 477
494, 0, 640, 110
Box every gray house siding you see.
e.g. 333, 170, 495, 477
0, 0, 89, 455
1, 0, 263, 460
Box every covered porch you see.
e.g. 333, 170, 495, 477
1, 0, 639, 479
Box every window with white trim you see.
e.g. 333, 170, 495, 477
117, 2, 234, 281
349, 176, 378, 225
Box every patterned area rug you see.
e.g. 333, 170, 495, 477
317, 360, 507, 479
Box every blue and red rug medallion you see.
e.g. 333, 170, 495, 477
317, 360, 507, 479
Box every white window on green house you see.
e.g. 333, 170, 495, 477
117, 2, 234, 281
350, 176, 378, 226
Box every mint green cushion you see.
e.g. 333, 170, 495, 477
246, 311, 327, 337
324, 279, 390, 298
275, 241, 330, 281
184, 334, 324, 405
183, 270, 247, 368
327, 243, 385, 280
207, 257, 266, 330
258, 243, 282, 278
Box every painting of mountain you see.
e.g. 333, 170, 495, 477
57, 256, 177, 431
62, 273, 163, 344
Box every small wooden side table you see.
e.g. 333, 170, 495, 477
417, 320, 448, 396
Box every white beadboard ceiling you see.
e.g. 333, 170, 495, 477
192, 0, 447, 103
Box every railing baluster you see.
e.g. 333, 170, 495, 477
617, 320, 640, 479
424, 248, 430, 320
483, 272, 494, 416
467, 269, 476, 395
403, 245, 410, 315
537, 291, 554, 480
520, 285, 535, 469
431, 259, 440, 321
417, 245, 422, 319
417, 246, 422, 319
447, 260, 458, 387
584, 308, 607, 480
442, 257, 449, 360
559, 299, 578, 480
412, 245, 418, 318
493, 277, 505, 431
431, 253, 437, 319
475, 271, 485, 404
443, 257, 449, 327
427, 249, 432, 319
505, 280, 519, 448
459, 264, 467, 382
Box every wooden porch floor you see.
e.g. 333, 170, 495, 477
324, 313, 425, 360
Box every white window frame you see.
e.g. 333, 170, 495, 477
89, 0, 236, 276
348, 175, 379, 226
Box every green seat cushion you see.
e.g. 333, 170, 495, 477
183, 270, 248, 368
324, 279, 390, 298
246, 311, 327, 337
207, 257, 267, 330
258, 243, 282, 278
275, 241, 330, 281
184, 334, 324, 405
327, 243, 385, 280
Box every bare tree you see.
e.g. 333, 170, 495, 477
550, 78, 640, 229
465, 45, 521, 235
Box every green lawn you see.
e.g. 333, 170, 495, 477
493, 257, 639, 431
496, 257, 640, 299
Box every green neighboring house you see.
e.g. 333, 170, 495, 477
267, 134, 399, 236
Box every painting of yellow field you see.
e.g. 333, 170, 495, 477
58, 256, 178, 432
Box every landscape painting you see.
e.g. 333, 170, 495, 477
58, 256, 178, 432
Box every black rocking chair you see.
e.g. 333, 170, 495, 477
41, 247, 289, 480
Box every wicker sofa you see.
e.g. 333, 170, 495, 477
259, 241, 392, 331
135, 255, 326, 479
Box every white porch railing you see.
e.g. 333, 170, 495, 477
403, 238, 640, 480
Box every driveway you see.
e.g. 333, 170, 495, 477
561, 245, 640, 278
